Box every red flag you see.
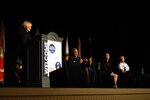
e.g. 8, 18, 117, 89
0, 48, 4, 82
0, 20, 5, 82
65, 35, 69, 60
77, 37, 81, 58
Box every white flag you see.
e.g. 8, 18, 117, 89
65, 35, 69, 60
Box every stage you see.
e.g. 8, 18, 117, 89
0, 88, 150, 100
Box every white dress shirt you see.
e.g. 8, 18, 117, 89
118, 62, 130, 72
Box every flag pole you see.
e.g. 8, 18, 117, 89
65, 34, 69, 61
77, 36, 81, 58
89, 37, 92, 65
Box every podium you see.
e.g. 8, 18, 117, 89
26, 32, 63, 87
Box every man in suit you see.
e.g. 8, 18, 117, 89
68, 48, 89, 87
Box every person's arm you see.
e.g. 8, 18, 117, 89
79, 58, 83, 64
125, 63, 130, 72
80, 58, 90, 68
118, 63, 126, 73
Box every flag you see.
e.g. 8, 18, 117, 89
65, 35, 69, 60
88, 37, 92, 65
0, 20, 5, 82
77, 36, 81, 58
0, 48, 4, 82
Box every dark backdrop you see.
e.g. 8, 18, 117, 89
1, 0, 149, 86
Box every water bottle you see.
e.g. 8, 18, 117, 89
98, 62, 101, 70
141, 68, 144, 75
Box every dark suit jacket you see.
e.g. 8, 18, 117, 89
17, 26, 32, 59
102, 59, 113, 75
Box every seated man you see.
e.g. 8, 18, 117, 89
118, 55, 138, 87
69, 48, 84, 67
68, 48, 89, 87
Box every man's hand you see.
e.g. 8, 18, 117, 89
79, 58, 83, 64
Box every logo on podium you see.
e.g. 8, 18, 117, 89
49, 44, 55, 53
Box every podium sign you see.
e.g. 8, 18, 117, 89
42, 39, 62, 77
26, 32, 63, 87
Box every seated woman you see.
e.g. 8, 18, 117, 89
102, 52, 118, 88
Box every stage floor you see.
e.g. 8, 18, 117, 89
1, 88, 150, 100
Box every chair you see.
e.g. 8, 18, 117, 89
101, 73, 113, 88
118, 67, 139, 88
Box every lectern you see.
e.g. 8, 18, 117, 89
26, 32, 63, 87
